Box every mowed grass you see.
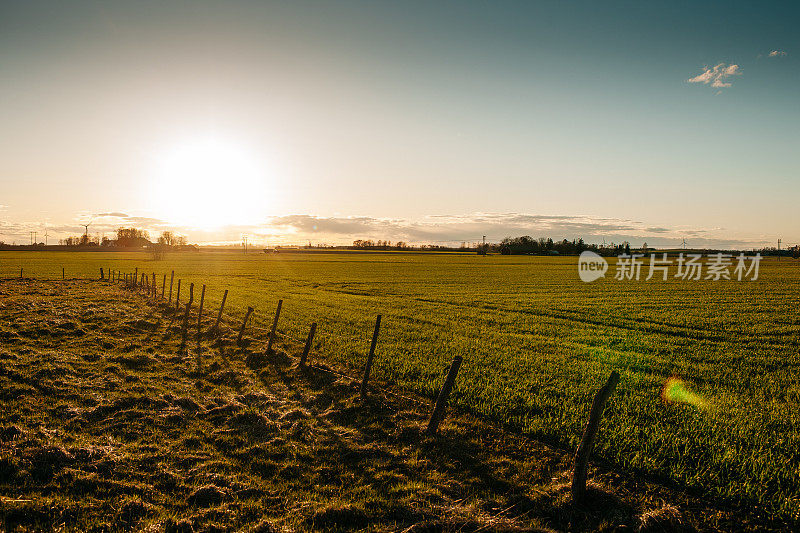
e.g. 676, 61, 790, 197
4, 250, 800, 519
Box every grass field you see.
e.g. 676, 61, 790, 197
3, 250, 800, 521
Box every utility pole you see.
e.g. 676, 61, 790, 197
44, 230, 49, 246
778, 238, 781, 261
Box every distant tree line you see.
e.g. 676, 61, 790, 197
758, 245, 800, 258
58, 228, 192, 250
346, 236, 639, 255
498, 236, 633, 256
352, 240, 409, 250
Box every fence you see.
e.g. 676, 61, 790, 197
5, 264, 620, 508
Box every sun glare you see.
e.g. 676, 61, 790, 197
150, 137, 270, 229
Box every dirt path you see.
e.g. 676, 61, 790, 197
0, 279, 778, 531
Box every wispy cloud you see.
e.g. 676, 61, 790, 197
768, 50, 787, 57
254, 213, 764, 249
687, 63, 741, 90
0, 211, 772, 250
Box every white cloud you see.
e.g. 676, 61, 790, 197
768, 50, 787, 57
248, 213, 764, 250
687, 63, 741, 89
0, 211, 773, 250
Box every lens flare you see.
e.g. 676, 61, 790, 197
661, 377, 707, 409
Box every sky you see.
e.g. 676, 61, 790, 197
1, 0, 798, 248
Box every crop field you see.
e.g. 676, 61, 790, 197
3, 250, 800, 522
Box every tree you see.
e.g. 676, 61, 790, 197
116, 227, 150, 248
158, 231, 176, 246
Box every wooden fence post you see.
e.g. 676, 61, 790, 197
20, 268, 23, 279
197, 285, 206, 343
175, 280, 181, 310
188, 283, 194, 306
360, 314, 382, 397
134, 268, 138, 287
152, 273, 156, 297
179, 302, 192, 352
571, 371, 620, 507
266, 300, 283, 354
100, 268, 104, 280
62, 267, 65, 280
161, 274, 166, 299
237, 307, 254, 347
300, 322, 317, 367
212, 289, 228, 335
168, 271, 174, 303
426, 356, 463, 435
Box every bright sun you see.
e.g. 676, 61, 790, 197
151, 137, 270, 229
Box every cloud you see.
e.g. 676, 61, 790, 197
0, 211, 773, 250
768, 50, 787, 57
687, 63, 741, 89
0, 212, 176, 242
252, 213, 763, 249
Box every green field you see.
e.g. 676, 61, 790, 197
3, 250, 800, 519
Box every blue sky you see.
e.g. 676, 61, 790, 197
0, 1, 797, 247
